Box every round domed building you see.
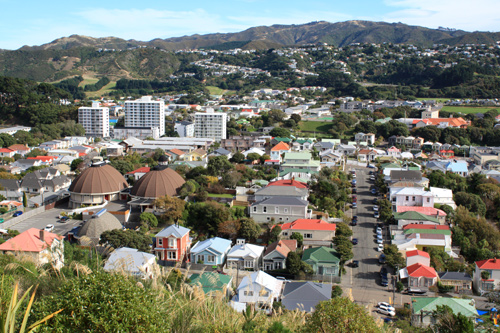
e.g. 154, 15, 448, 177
128, 165, 185, 211
69, 161, 128, 208
75, 211, 123, 246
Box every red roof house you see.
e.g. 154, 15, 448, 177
267, 179, 308, 189
0, 148, 15, 158
280, 219, 336, 247
406, 250, 431, 267
474, 258, 500, 294
400, 262, 438, 288
0, 228, 64, 268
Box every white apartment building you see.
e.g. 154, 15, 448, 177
124, 96, 165, 136
194, 108, 227, 141
174, 121, 195, 137
78, 102, 110, 138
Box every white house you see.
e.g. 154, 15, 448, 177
236, 270, 283, 307
429, 187, 456, 209
226, 241, 265, 270
474, 258, 500, 295
104, 247, 158, 279
391, 187, 434, 208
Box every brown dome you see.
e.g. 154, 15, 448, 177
69, 162, 128, 194
130, 166, 185, 198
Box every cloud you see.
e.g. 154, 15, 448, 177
382, 0, 500, 31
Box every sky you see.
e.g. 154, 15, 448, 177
1, 0, 500, 50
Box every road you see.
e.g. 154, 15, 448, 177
341, 167, 413, 311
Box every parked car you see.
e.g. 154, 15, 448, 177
352, 238, 358, 245
372, 198, 378, 204
352, 260, 359, 268
0, 218, 4, 224
377, 302, 395, 312
352, 173, 356, 178
380, 267, 388, 278
352, 196, 357, 202
373, 205, 379, 212
370, 188, 377, 195
367, 164, 376, 168
12, 211, 22, 217
352, 216, 358, 226
44, 224, 54, 232
352, 188, 357, 194
403, 288, 427, 295
276, 277, 291, 283
374, 212, 380, 219
380, 276, 389, 287
369, 171, 375, 175
377, 244, 384, 251
378, 253, 386, 264
376, 227, 382, 233
377, 308, 395, 316
352, 202, 357, 209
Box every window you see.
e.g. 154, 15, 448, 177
167, 251, 177, 260
158, 238, 163, 246
244, 260, 253, 268
263, 206, 267, 213
406, 196, 409, 201
284, 208, 288, 213
427, 198, 430, 203
207, 255, 215, 263
283, 232, 288, 236
168, 238, 176, 248
275, 207, 279, 214
244, 291, 254, 296
197, 255, 204, 263
253, 206, 257, 212
304, 233, 313, 239
412, 196, 416, 201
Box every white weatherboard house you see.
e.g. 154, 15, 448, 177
104, 247, 157, 279
226, 241, 265, 270
236, 270, 283, 306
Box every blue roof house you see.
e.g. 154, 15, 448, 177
445, 161, 469, 177
190, 237, 232, 265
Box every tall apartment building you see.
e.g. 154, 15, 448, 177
174, 121, 195, 137
194, 109, 227, 141
78, 102, 110, 138
124, 96, 165, 137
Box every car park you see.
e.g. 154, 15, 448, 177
352, 238, 358, 245
12, 211, 22, 217
377, 244, 384, 251
44, 224, 54, 232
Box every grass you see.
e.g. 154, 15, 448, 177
441, 106, 499, 114
299, 121, 334, 133
207, 193, 234, 198
206, 86, 236, 96
415, 97, 451, 103
85, 81, 117, 98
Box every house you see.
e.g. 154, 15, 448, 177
393, 211, 441, 228
438, 272, 472, 294
281, 152, 321, 172
126, 166, 151, 181
153, 224, 191, 263
182, 149, 207, 162
279, 168, 318, 182
357, 148, 382, 162
267, 179, 308, 189
390, 187, 434, 208
302, 246, 341, 277
0, 228, 64, 269
474, 258, 500, 294
281, 281, 332, 312
242, 147, 266, 158
189, 272, 233, 297
411, 297, 477, 327
8, 144, 31, 156
190, 237, 232, 266
400, 262, 438, 288
354, 132, 375, 145
263, 239, 297, 271
335, 144, 356, 156
319, 150, 343, 164
11, 159, 42, 171
270, 142, 291, 162
395, 206, 447, 224
253, 185, 308, 202
250, 197, 312, 223
314, 141, 335, 152
387, 146, 401, 158
106, 144, 125, 156
292, 139, 313, 151
406, 250, 431, 266
236, 270, 283, 307
445, 161, 469, 177
429, 187, 456, 209
168, 148, 186, 161
280, 219, 336, 248
226, 241, 265, 270
0, 148, 15, 158
103, 247, 158, 279
209, 148, 232, 159
392, 224, 453, 254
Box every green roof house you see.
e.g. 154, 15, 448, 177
411, 297, 477, 327
189, 272, 233, 297
302, 247, 341, 277
393, 211, 440, 228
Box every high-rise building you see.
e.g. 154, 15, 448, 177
174, 121, 195, 137
194, 109, 227, 141
78, 102, 110, 138
124, 96, 165, 136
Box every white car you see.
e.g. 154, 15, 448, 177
376, 227, 382, 233
378, 302, 395, 312
377, 308, 396, 317
377, 234, 383, 241
44, 224, 54, 232
377, 243, 384, 252
376, 238, 384, 244
373, 205, 379, 212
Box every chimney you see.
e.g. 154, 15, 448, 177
40, 230, 45, 242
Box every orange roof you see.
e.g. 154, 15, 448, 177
406, 263, 438, 278
0, 148, 14, 153
421, 117, 469, 127
8, 144, 30, 151
476, 258, 500, 270
0, 200, 22, 207
0, 228, 62, 253
403, 224, 450, 230
396, 206, 446, 217
169, 148, 185, 156
267, 179, 308, 188
126, 166, 150, 175
406, 250, 430, 258
271, 141, 290, 151
27, 156, 57, 162
264, 239, 297, 257
281, 219, 336, 231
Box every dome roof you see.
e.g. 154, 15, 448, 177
69, 162, 128, 194
77, 212, 122, 241
130, 166, 185, 198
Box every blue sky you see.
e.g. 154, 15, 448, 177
1, 0, 499, 50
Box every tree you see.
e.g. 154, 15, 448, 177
186, 201, 230, 237
139, 212, 158, 229
218, 219, 240, 240
290, 232, 303, 248
454, 192, 486, 216
237, 218, 261, 242
335, 222, 353, 238
268, 128, 291, 138
433, 305, 474, 333
331, 285, 343, 298
268, 225, 281, 244
222, 170, 242, 188
207, 156, 234, 177
290, 114, 301, 123
286, 252, 303, 275
246, 153, 261, 162
109, 159, 134, 175
153, 195, 185, 224
304, 297, 380, 333
70, 158, 84, 171
99, 229, 152, 252
383, 244, 405, 269
230, 151, 245, 163
22, 192, 27, 208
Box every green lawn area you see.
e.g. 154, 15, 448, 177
85, 81, 117, 98
207, 193, 234, 198
79, 77, 99, 87
441, 106, 499, 114
299, 121, 334, 133
415, 97, 451, 103
206, 86, 236, 96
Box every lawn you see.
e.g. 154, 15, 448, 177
299, 121, 334, 133
441, 106, 499, 114
207, 193, 234, 198
415, 97, 451, 103
206, 85, 236, 96
85, 81, 117, 98
79, 76, 99, 87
